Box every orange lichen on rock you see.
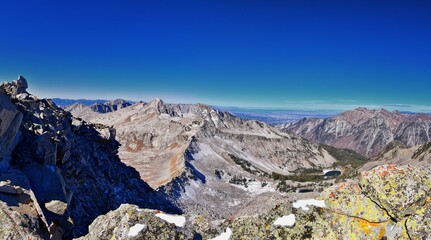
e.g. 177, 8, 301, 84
329, 192, 336, 198
358, 219, 380, 235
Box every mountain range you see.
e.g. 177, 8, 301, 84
65, 98, 355, 219
1, 76, 431, 239
280, 107, 431, 157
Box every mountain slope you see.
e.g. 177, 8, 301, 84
281, 107, 431, 157
69, 98, 359, 219
360, 141, 431, 171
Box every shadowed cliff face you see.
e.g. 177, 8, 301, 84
281, 108, 431, 157
0, 76, 180, 239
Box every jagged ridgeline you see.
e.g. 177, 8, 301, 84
280, 108, 431, 157
0, 76, 180, 239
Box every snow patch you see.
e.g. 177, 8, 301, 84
273, 214, 296, 227
127, 223, 146, 237
155, 213, 186, 227
211, 227, 232, 240
292, 199, 326, 211
227, 199, 241, 207
231, 181, 275, 194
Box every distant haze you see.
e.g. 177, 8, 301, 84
52, 98, 431, 125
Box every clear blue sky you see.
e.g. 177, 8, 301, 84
0, 0, 430, 111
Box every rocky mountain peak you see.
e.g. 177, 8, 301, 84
148, 98, 165, 110
14, 75, 28, 89
105, 98, 128, 105
3, 75, 29, 95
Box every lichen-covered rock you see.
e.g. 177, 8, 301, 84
321, 180, 389, 222
306, 164, 430, 239
360, 164, 431, 221
77, 204, 197, 240
0, 202, 46, 240
211, 203, 327, 240
405, 200, 431, 239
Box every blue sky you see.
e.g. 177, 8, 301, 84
0, 1, 430, 111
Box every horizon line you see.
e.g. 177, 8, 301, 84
50, 97, 431, 114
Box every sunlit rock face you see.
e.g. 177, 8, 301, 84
282, 107, 431, 157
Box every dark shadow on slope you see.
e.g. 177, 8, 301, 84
11, 116, 182, 238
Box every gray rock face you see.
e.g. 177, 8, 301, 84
0, 92, 23, 170
0, 78, 180, 238
282, 108, 431, 157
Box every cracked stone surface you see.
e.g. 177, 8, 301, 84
360, 164, 431, 221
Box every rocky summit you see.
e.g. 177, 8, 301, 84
281, 107, 431, 157
0, 77, 179, 239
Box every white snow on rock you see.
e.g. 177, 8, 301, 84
155, 213, 186, 227
292, 199, 326, 211
232, 181, 275, 194
273, 214, 296, 227
211, 227, 232, 240
127, 223, 146, 237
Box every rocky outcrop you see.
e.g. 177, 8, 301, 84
283, 164, 431, 239
0, 170, 48, 240
0, 76, 180, 239
77, 204, 198, 240
282, 108, 431, 157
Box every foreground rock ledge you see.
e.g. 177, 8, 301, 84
80, 164, 431, 239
